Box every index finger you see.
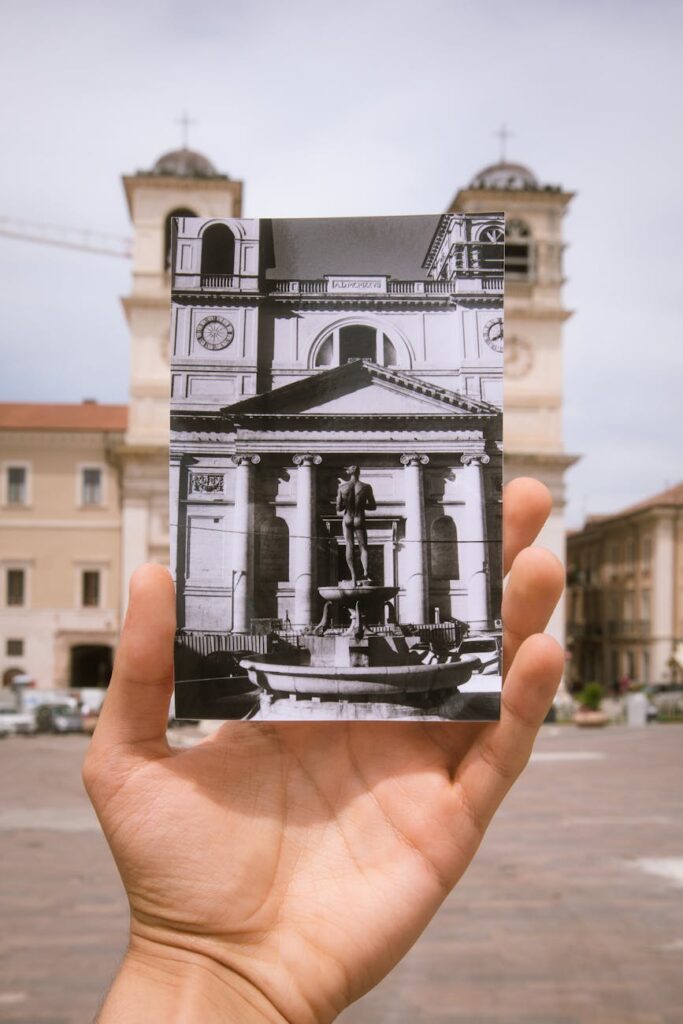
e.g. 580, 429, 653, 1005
503, 477, 552, 574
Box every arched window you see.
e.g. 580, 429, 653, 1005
478, 222, 504, 272
316, 335, 333, 366
314, 326, 403, 368
257, 518, 290, 583
383, 335, 397, 365
164, 207, 197, 272
430, 516, 459, 580
340, 324, 375, 362
505, 219, 532, 279
201, 223, 236, 279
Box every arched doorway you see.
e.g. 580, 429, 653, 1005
3, 667, 24, 688
70, 645, 113, 688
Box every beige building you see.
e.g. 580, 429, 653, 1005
451, 161, 577, 651
566, 483, 683, 690
0, 402, 126, 689
118, 149, 242, 620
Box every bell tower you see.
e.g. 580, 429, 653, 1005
450, 159, 577, 652
118, 147, 243, 607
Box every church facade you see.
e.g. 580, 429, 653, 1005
169, 214, 503, 634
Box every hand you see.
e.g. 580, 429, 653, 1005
84, 477, 564, 1023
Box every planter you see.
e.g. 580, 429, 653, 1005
572, 708, 609, 728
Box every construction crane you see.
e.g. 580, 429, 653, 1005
0, 215, 132, 259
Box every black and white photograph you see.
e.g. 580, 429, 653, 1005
169, 213, 504, 721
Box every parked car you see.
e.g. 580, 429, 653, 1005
646, 682, 683, 719
0, 709, 37, 735
456, 634, 502, 675
35, 703, 84, 734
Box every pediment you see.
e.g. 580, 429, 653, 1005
225, 360, 498, 418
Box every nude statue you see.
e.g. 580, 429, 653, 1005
336, 465, 377, 585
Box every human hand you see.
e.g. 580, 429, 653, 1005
84, 477, 564, 1023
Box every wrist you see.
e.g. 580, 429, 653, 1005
97, 936, 288, 1024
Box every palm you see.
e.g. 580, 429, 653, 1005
98, 722, 481, 1015
85, 479, 564, 1023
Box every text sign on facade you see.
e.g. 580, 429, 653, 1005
326, 275, 387, 295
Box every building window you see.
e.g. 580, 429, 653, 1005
641, 589, 651, 622
642, 536, 652, 566
505, 220, 532, 279
625, 650, 636, 680
82, 570, 101, 608
340, 324, 376, 362
626, 540, 636, 569
315, 326, 401, 368
7, 466, 27, 505
478, 223, 504, 271
7, 569, 25, 606
6, 638, 24, 656
164, 206, 197, 272
81, 468, 102, 506
642, 650, 650, 685
316, 335, 333, 366
430, 516, 459, 580
257, 518, 290, 583
201, 223, 235, 279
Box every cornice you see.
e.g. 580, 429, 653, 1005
0, 430, 124, 449
122, 175, 243, 219
450, 187, 575, 210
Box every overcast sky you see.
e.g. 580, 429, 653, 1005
1, 0, 681, 527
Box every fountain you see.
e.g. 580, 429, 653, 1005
240, 466, 482, 719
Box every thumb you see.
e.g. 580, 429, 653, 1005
94, 564, 176, 750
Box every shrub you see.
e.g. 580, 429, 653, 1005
577, 682, 604, 711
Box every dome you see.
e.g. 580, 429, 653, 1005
469, 161, 539, 191
150, 147, 226, 179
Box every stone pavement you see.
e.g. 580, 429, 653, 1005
0, 726, 682, 1023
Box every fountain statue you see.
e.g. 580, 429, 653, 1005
239, 462, 484, 719
337, 464, 376, 584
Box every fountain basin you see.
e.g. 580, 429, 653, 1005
318, 583, 399, 605
240, 653, 480, 696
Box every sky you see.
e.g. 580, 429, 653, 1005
1, 0, 682, 527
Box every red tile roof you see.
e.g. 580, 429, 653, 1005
580, 483, 683, 531
0, 402, 128, 432
612, 482, 683, 518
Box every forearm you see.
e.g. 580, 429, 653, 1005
97, 939, 288, 1024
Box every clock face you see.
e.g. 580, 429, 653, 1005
483, 317, 504, 353
507, 336, 534, 378
196, 316, 234, 351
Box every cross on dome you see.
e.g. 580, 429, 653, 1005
175, 110, 196, 149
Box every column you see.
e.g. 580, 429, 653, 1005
651, 511, 676, 680
292, 454, 322, 627
121, 501, 149, 618
400, 453, 429, 625
460, 453, 490, 631
231, 453, 260, 632
168, 452, 182, 582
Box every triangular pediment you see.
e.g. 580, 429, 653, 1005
224, 360, 498, 418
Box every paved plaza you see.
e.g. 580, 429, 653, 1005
0, 725, 682, 1023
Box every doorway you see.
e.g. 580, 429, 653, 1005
70, 645, 113, 688
337, 543, 385, 584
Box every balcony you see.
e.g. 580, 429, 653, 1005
200, 274, 240, 290
269, 276, 503, 299
606, 620, 650, 637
